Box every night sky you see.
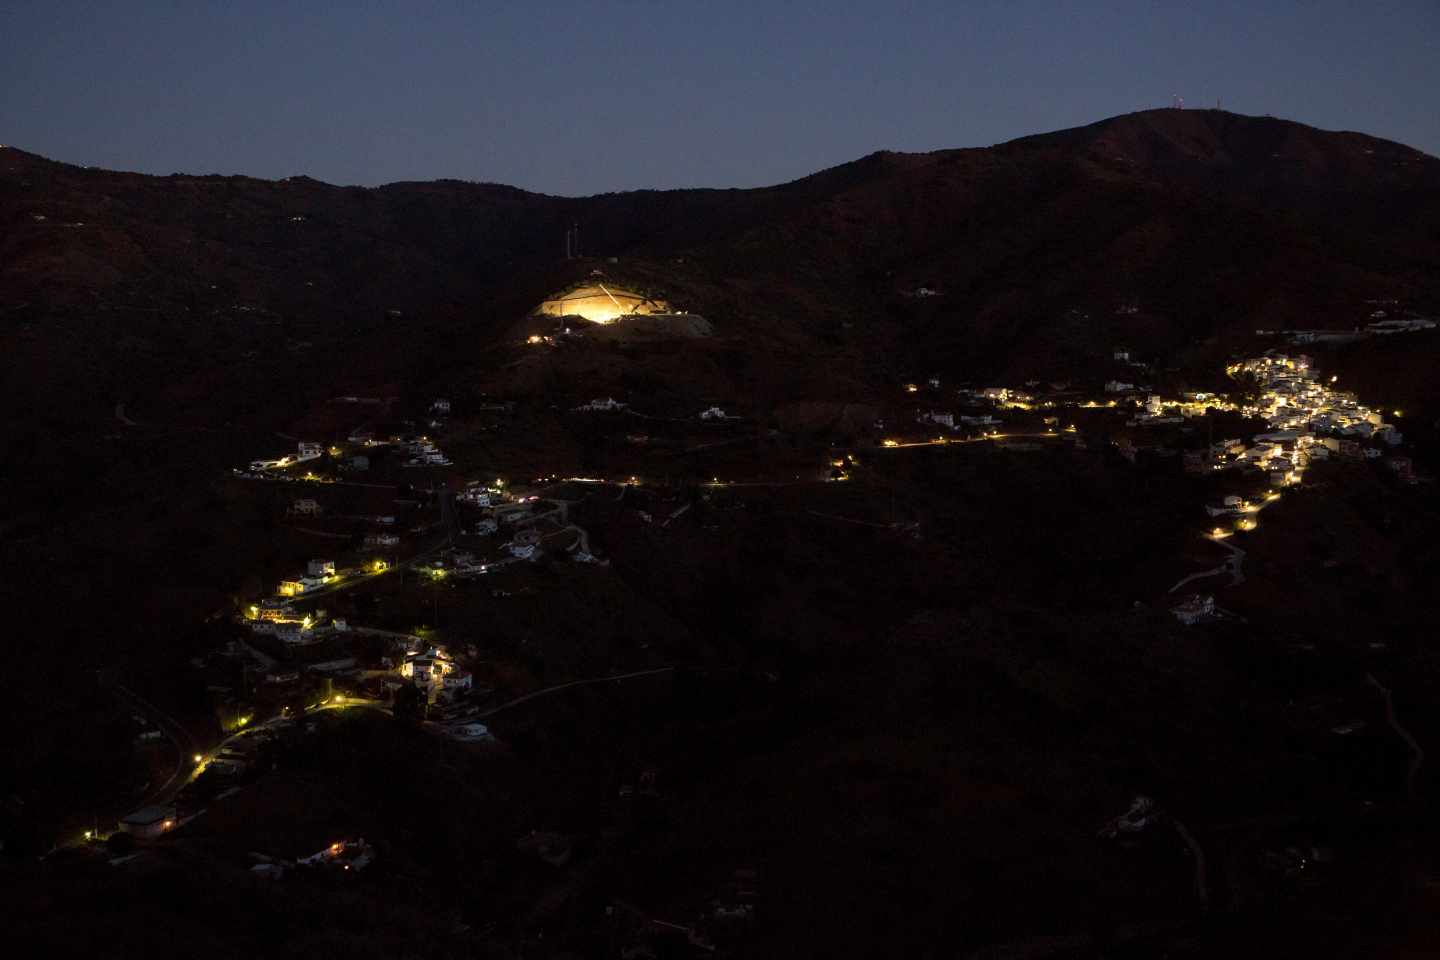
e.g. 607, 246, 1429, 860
3, 1, 1437, 195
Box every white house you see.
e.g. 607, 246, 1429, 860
509, 543, 537, 560
699, 406, 729, 420
296, 442, 323, 461
307, 559, 335, 578
275, 623, 315, 645
1171, 594, 1215, 625
441, 671, 472, 692
474, 518, 498, 536
299, 839, 375, 872
431, 398, 451, 414
292, 498, 321, 516
1105, 381, 1136, 393
449, 722, 494, 742
401, 648, 455, 685
118, 805, 175, 839
253, 600, 302, 623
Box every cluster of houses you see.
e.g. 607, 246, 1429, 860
297, 838, 376, 873
382, 641, 475, 706
1122, 390, 1238, 430
1164, 353, 1420, 625
234, 559, 360, 644
248, 838, 377, 879
247, 440, 325, 474
403, 436, 451, 467
234, 412, 452, 479
458, 480, 506, 508
903, 386, 1028, 436
576, 397, 627, 412
1186, 355, 1413, 524
276, 559, 338, 598
244, 600, 352, 645
1217, 355, 1409, 483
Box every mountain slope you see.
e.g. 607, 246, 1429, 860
4, 108, 1440, 439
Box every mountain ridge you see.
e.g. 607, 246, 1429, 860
4, 108, 1439, 421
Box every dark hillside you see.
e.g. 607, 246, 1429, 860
5, 111, 1440, 957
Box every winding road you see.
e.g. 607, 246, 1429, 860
1366, 672, 1424, 801
114, 684, 199, 809
476, 666, 675, 719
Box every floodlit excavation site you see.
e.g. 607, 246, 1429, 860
535, 284, 668, 324
532, 283, 713, 338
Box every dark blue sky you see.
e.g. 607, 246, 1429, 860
3, 1, 1436, 195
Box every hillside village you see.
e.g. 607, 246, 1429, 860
94, 293, 1429, 871
9, 106, 1440, 957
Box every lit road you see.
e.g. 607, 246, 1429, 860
1173, 491, 1284, 593
867, 430, 1059, 451
1366, 673, 1424, 801
313, 697, 391, 717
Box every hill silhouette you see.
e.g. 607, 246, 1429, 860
4, 109, 1438, 408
